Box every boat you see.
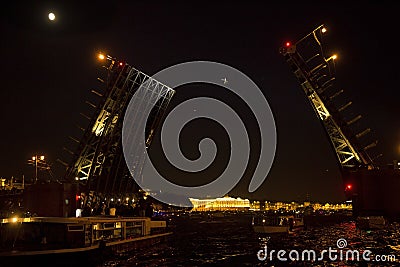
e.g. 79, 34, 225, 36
356, 216, 386, 230
0, 216, 171, 263
252, 214, 304, 234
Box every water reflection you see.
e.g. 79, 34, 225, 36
99, 214, 400, 267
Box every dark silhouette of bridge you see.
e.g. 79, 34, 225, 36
280, 25, 400, 217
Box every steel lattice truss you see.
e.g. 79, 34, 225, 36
65, 56, 174, 206
280, 26, 376, 170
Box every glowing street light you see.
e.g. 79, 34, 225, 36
98, 53, 105, 60
326, 54, 337, 61
321, 27, 327, 33
31, 155, 45, 184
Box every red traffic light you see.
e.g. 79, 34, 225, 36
346, 184, 352, 190
285, 42, 291, 47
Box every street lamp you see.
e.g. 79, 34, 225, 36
326, 54, 338, 62
31, 155, 45, 184
98, 53, 105, 60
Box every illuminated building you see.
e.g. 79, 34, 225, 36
188, 196, 352, 212
189, 196, 251, 211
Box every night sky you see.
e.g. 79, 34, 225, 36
1, 2, 399, 203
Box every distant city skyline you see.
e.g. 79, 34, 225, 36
189, 195, 352, 212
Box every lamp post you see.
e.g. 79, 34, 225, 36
32, 155, 45, 184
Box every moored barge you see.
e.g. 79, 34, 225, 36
0, 216, 171, 263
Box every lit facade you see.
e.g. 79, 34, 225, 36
189, 196, 251, 211
188, 196, 352, 212
264, 201, 351, 211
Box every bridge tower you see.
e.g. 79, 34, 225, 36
62, 54, 175, 212
280, 25, 400, 217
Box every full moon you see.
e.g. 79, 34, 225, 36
48, 12, 56, 21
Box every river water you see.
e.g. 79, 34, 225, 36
99, 213, 400, 267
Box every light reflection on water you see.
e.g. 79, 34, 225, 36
99, 214, 400, 267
